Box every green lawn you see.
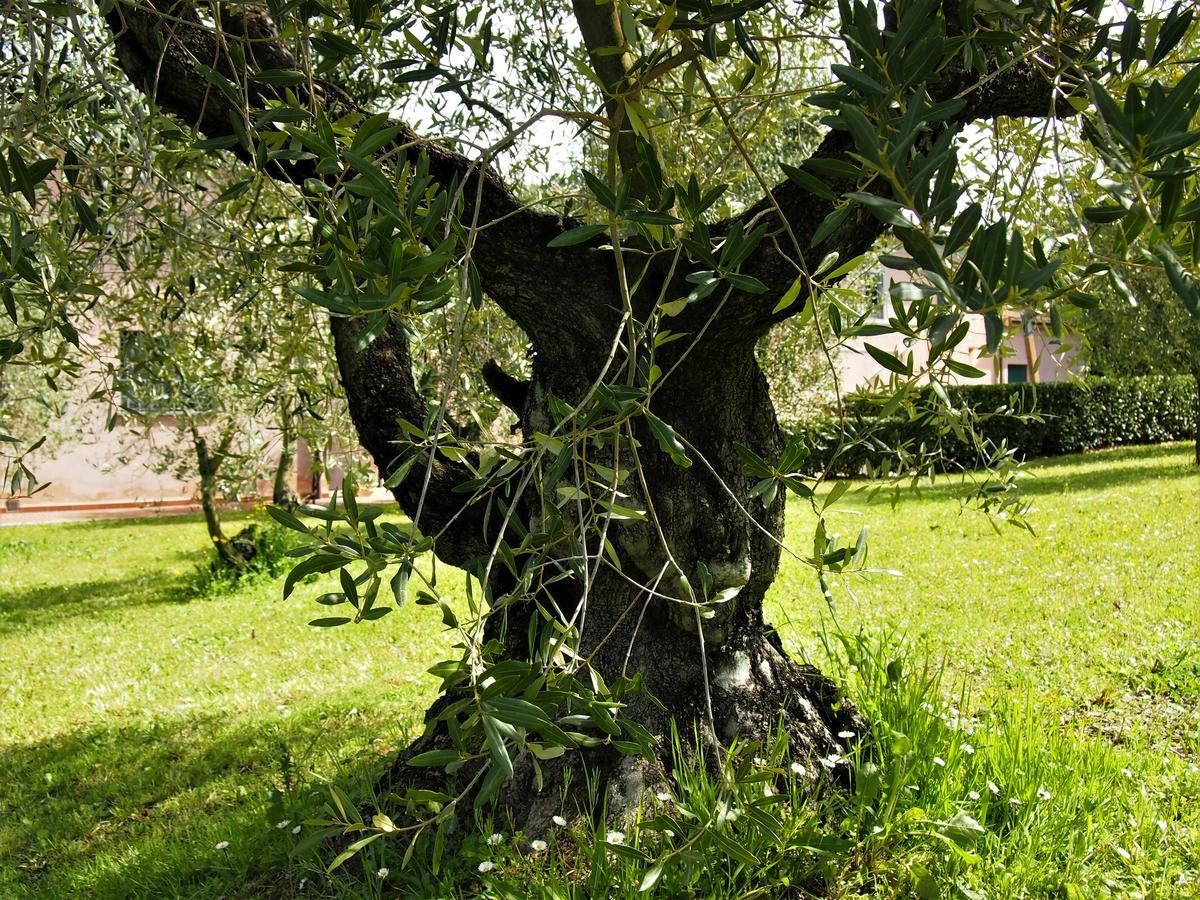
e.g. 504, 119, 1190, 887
1, 444, 1198, 897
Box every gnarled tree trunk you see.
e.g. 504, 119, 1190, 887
102, 0, 1070, 828
333, 291, 864, 829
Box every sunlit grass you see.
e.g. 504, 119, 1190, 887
1, 443, 1197, 897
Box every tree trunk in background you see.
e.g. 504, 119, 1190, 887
272, 412, 298, 508
308, 448, 323, 501
194, 432, 247, 570
1194, 370, 1200, 466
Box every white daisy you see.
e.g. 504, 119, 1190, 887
376, 868, 389, 879
275, 820, 291, 829
292, 825, 302, 835
962, 743, 975, 755
655, 791, 672, 802
968, 790, 981, 801
487, 832, 504, 846
215, 840, 230, 850
478, 860, 495, 873
790, 761, 807, 776
530, 839, 548, 852
1036, 786, 1052, 800
837, 730, 855, 739
987, 780, 1000, 795
606, 830, 624, 845
552, 815, 567, 827
933, 756, 946, 767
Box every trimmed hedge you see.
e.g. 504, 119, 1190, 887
792, 375, 1199, 476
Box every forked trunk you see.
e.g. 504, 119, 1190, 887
340, 319, 862, 830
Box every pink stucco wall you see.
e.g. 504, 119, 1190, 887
15, 407, 334, 508
837, 265, 1080, 393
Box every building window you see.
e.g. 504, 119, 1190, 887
1007, 363, 1028, 384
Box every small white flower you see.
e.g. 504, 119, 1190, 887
790, 761, 806, 776
487, 832, 504, 846
1122, 768, 1133, 778
552, 815, 567, 827
478, 860, 495, 873
655, 791, 672, 802
530, 839, 548, 852
968, 790, 981, 800
376, 867, 389, 879
962, 743, 975, 755
663, 829, 675, 838
1115, 847, 1131, 860
933, 756, 946, 767
292, 825, 302, 835
763, 784, 775, 797
987, 780, 1000, 795
606, 831, 625, 845
276, 819, 291, 829
820, 753, 840, 769
1036, 787, 1052, 801
752, 756, 766, 766
215, 840, 230, 850
1009, 797, 1022, 806
837, 730, 856, 739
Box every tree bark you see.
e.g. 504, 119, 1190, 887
194, 430, 247, 570
372, 312, 863, 831
1194, 369, 1200, 466
272, 411, 298, 509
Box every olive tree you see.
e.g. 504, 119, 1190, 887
5, 0, 1199, 848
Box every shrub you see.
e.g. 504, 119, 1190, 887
190, 521, 300, 595
791, 375, 1198, 476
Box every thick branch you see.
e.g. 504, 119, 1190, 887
708, 55, 1081, 338
102, 0, 615, 350
102, 0, 626, 562
331, 318, 493, 568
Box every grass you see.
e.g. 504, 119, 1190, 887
1, 443, 1197, 897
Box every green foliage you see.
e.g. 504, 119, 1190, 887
794, 375, 1199, 476
188, 522, 305, 596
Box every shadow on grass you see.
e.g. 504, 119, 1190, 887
0, 569, 202, 635
1014, 443, 1198, 497
0, 706, 417, 899
857, 443, 1198, 506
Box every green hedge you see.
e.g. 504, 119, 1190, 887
792, 375, 1198, 476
